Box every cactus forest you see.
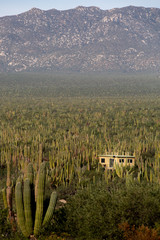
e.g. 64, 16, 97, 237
1, 73, 160, 240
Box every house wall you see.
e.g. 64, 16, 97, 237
99, 156, 135, 169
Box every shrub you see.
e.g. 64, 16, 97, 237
65, 183, 122, 240
64, 182, 160, 240
0, 209, 12, 238
119, 222, 160, 240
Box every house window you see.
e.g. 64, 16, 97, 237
119, 159, 122, 163
101, 158, 105, 163
128, 159, 133, 163
122, 159, 124, 163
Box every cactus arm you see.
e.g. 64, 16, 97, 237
42, 191, 57, 227
2, 188, 8, 209
27, 163, 34, 185
24, 178, 33, 236
15, 181, 28, 237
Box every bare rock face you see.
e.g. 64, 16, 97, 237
0, 6, 160, 72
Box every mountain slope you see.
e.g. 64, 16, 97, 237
0, 6, 160, 72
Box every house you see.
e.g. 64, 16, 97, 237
99, 154, 135, 169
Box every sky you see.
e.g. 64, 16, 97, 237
1, 0, 160, 17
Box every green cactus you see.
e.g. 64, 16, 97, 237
15, 181, 29, 237
115, 163, 122, 178
34, 162, 46, 236
27, 162, 34, 185
14, 162, 57, 238
144, 161, 149, 181
42, 191, 57, 227
24, 178, 33, 236
125, 171, 133, 187
6, 158, 12, 213
138, 171, 141, 183
2, 188, 8, 209
150, 169, 153, 183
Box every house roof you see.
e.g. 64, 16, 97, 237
99, 155, 135, 158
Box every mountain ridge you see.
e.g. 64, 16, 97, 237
0, 6, 160, 73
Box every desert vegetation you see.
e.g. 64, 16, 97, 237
1, 73, 160, 239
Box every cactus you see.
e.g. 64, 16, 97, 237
150, 169, 153, 183
27, 162, 34, 185
15, 181, 29, 237
42, 191, 57, 227
6, 158, 13, 214
125, 171, 133, 187
14, 162, 57, 238
2, 188, 8, 209
138, 171, 141, 183
34, 162, 46, 236
115, 163, 123, 178
144, 161, 149, 181
24, 178, 33, 236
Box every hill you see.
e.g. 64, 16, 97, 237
0, 6, 160, 72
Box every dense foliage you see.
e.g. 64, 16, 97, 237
64, 181, 160, 240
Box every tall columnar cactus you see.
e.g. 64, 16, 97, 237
6, 158, 12, 214
15, 181, 28, 237
115, 163, 123, 178
27, 162, 34, 185
24, 178, 33, 236
34, 162, 46, 236
137, 171, 141, 183
144, 161, 149, 182
125, 171, 133, 187
2, 187, 8, 209
1, 155, 17, 232
15, 162, 58, 238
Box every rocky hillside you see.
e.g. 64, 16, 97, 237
0, 6, 160, 72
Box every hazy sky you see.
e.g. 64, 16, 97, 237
1, 0, 160, 17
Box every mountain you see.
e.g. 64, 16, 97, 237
0, 6, 160, 73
